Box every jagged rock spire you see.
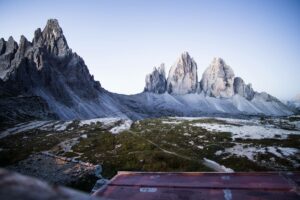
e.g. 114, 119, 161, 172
42, 19, 64, 40
144, 63, 167, 94
167, 52, 198, 94
200, 57, 235, 98
6, 36, 18, 54
31, 19, 69, 56
0, 36, 18, 80
0, 38, 5, 55
15, 35, 31, 59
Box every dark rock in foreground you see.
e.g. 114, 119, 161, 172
0, 168, 102, 200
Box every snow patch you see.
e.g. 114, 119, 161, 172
170, 116, 209, 121
81, 134, 88, 139
203, 158, 234, 172
79, 117, 121, 127
224, 144, 299, 161
110, 119, 132, 134
193, 123, 300, 140
162, 121, 182, 124
54, 121, 73, 131
183, 133, 191, 136
0, 121, 51, 139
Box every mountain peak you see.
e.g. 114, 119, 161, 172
6, 36, 18, 54
201, 57, 235, 98
40, 19, 69, 56
178, 51, 193, 62
181, 51, 190, 57
167, 52, 198, 94
211, 57, 226, 67
157, 63, 166, 77
43, 19, 63, 39
46, 18, 60, 26
144, 63, 167, 94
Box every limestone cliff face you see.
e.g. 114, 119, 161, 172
167, 52, 198, 94
144, 63, 167, 94
200, 57, 235, 98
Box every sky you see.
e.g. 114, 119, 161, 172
0, 0, 299, 100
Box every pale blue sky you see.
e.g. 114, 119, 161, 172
0, 0, 299, 100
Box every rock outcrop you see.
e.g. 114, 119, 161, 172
200, 57, 235, 98
0, 169, 97, 200
233, 77, 255, 100
144, 64, 167, 94
167, 52, 198, 94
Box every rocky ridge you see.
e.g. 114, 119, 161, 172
0, 19, 294, 123
144, 53, 278, 102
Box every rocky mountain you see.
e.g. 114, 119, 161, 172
141, 53, 292, 116
201, 57, 235, 98
0, 19, 294, 125
144, 64, 167, 94
0, 19, 130, 123
167, 52, 198, 94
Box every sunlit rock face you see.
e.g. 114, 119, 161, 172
200, 57, 235, 98
167, 52, 198, 94
144, 63, 167, 94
